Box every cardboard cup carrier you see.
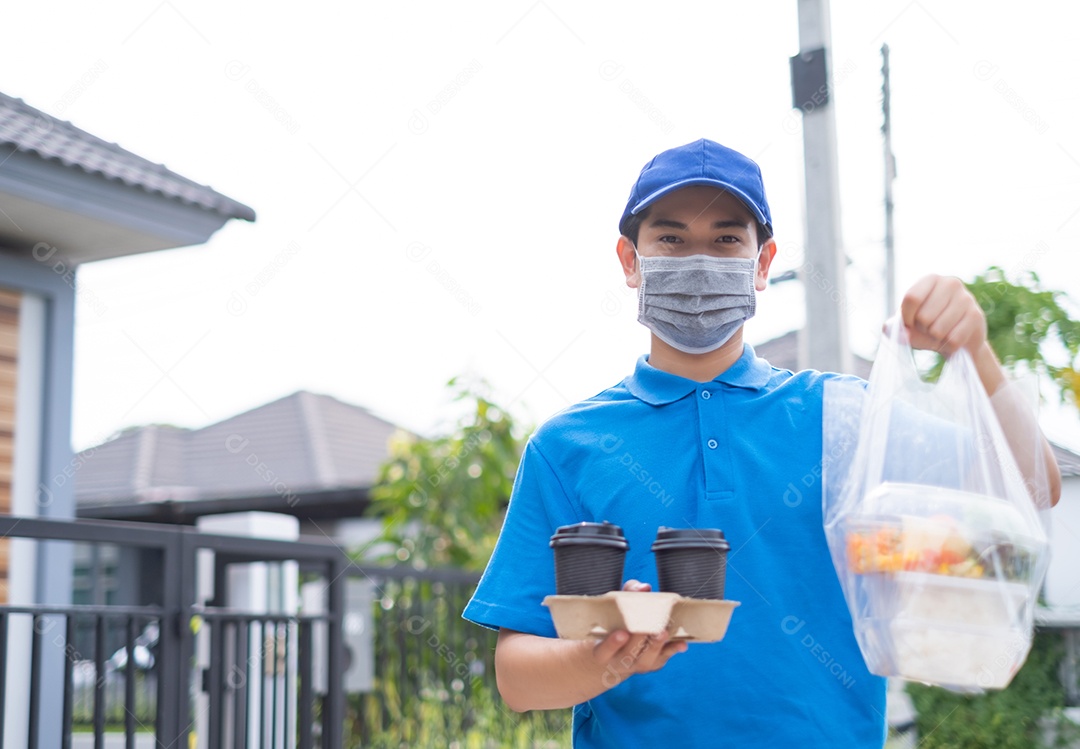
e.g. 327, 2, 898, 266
545, 524, 739, 642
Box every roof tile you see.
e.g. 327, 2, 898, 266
75, 391, 402, 506
0, 91, 255, 221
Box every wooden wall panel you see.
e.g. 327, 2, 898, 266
0, 286, 18, 604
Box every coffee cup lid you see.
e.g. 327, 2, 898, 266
550, 521, 629, 549
651, 526, 730, 552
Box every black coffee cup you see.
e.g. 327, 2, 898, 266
651, 527, 730, 599
550, 522, 629, 596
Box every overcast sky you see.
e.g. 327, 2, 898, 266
2, 1, 1078, 451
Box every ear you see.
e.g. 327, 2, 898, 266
755, 238, 777, 292
617, 236, 640, 289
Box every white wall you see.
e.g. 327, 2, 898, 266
1045, 475, 1080, 608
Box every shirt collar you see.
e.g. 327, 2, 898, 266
625, 344, 774, 406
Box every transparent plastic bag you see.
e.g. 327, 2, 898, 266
822, 321, 1050, 692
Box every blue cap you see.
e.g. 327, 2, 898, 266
618, 139, 772, 238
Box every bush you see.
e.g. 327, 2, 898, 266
347, 682, 570, 749
341, 573, 571, 747
907, 630, 1080, 749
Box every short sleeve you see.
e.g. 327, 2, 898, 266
462, 439, 581, 636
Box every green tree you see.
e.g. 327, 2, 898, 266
966, 266, 1080, 408
366, 378, 528, 571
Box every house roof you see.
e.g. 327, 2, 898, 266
75, 391, 401, 517
1052, 443, 1080, 478
0, 92, 255, 222
753, 329, 873, 379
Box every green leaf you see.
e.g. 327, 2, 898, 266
364, 378, 530, 571
925, 266, 1080, 410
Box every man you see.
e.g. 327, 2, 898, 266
462, 139, 1061, 747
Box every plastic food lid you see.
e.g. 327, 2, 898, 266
550, 521, 629, 549
861, 483, 1033, 532
651, 527, 730, 552
852, 482, 1048, 555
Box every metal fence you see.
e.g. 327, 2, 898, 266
201, 612, 324, 749
0, 517, 569, 748
349, 568, 493, 741
1, 605, 162, 746
0, 516, 346, 749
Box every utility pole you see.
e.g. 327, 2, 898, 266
791, 0, 851, 374
882, 43, 897, 318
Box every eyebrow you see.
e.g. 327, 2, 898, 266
648, 219, 750, 231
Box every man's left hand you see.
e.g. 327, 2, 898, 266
900, 275, 987, 357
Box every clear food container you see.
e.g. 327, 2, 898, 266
839, 482, 1047, 690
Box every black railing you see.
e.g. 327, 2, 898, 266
349, 566, 494, 742
0, 604, 162, 746
198, 611, 333, 749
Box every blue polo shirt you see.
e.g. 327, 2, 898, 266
463, 345, 886, 748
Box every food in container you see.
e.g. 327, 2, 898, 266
840, 482, 1046, 689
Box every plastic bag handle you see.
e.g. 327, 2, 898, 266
883, 312, 977, 369
881, 313, 956, 382
882, 314, 910, 348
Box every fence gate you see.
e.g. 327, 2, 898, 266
0, 517, 345, 749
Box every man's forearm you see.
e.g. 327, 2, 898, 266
972, 342, 1062, 507
495, 623, 683, 712
495, 630, 614, 711
971, 341, 1007, 398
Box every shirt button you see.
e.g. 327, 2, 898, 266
707, 439, 718, 449
701, 390, 711, 400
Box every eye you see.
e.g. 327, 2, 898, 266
658, 235, 682, 243
717, 235, 742, 244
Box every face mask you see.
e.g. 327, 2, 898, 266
636, 253, 757, 354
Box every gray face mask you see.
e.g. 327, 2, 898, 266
636, 253, 757, 354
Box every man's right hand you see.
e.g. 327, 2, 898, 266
495, 579, 687, 711
592, 579, 687, 690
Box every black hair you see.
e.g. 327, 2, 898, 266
620, 207, 651, 245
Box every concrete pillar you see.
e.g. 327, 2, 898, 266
794, 0, 852, 374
